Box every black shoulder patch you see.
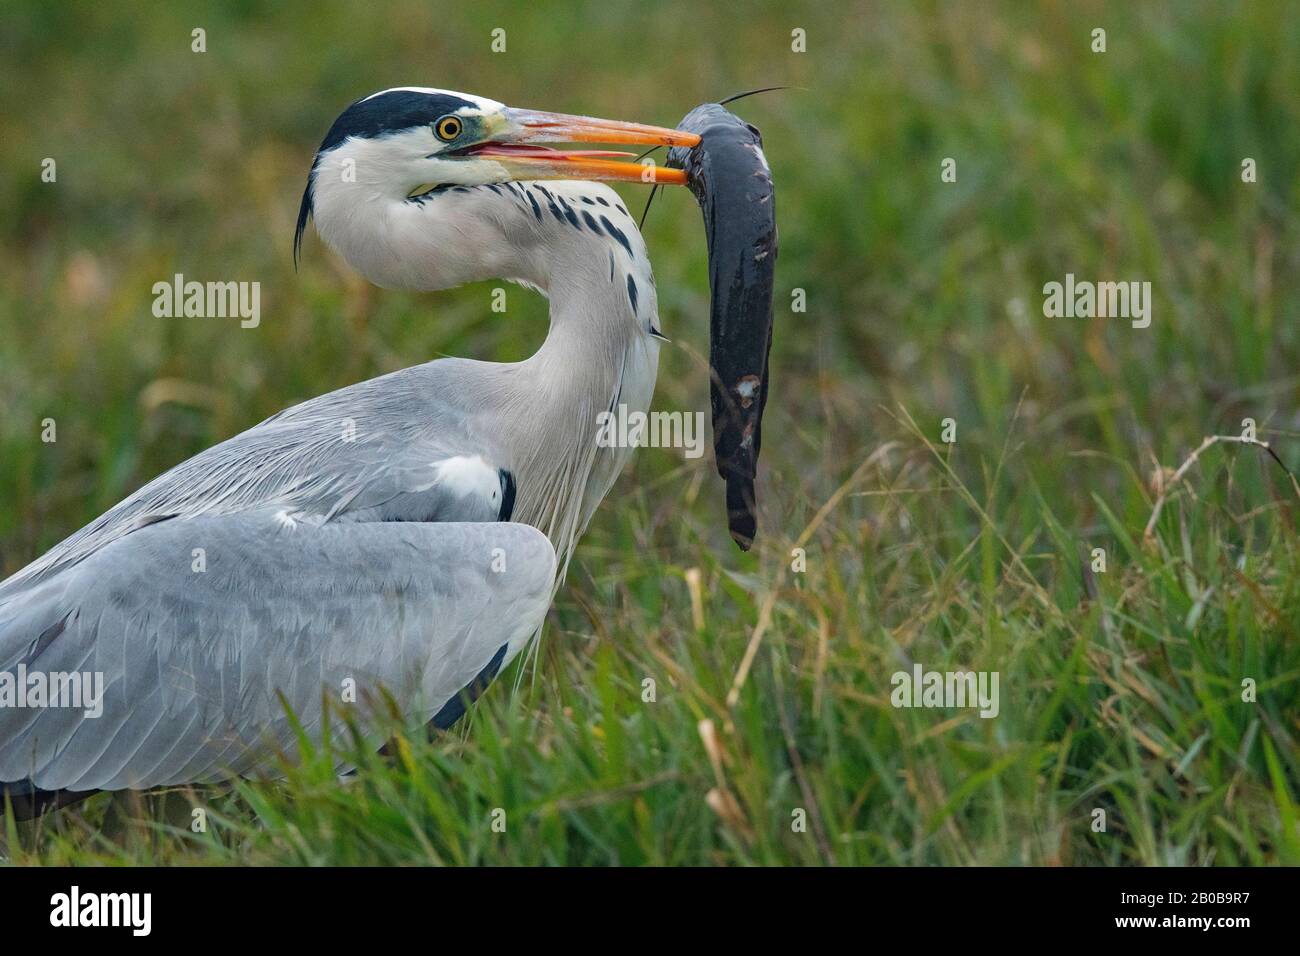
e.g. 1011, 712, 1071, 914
497, 468, 516, 521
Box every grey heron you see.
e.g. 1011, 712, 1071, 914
0, 87, 701, 817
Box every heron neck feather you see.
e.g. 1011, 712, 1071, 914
505, 236, 661, 572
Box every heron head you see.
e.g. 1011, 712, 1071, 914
296, 87, 698, 263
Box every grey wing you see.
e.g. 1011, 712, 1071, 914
1, 360, 512, 595
0, 510, 555, 792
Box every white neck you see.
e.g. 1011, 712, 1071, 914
311, 168, 663, 562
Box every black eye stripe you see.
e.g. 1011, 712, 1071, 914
317, 91, 478, 153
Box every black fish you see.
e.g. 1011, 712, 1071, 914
668, 104, 777, 550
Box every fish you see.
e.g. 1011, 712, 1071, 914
668, 104, 777, 550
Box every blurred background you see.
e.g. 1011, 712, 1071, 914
2, 1, 1297, 564
0, 1, 1297, 864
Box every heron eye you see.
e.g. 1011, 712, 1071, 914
434, 115, 463, 141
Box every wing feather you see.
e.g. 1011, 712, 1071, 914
0, 360, 512, 595
0, 510, 555, 793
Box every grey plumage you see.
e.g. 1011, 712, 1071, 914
4, 361, 513, 594
0, 360, 556, 797
0, 512, 553, 792
0, 86, 677, 814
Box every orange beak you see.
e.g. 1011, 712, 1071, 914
470, 107, 701, 185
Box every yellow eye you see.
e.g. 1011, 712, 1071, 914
435, 115, 463, 141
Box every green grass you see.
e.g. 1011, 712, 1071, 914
1, 0, 1298, 865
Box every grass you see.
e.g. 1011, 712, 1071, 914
1, 0, 1298, 865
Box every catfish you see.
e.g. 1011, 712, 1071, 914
668, 104, 777, 550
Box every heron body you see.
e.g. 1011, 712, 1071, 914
0, 88, 699, 814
